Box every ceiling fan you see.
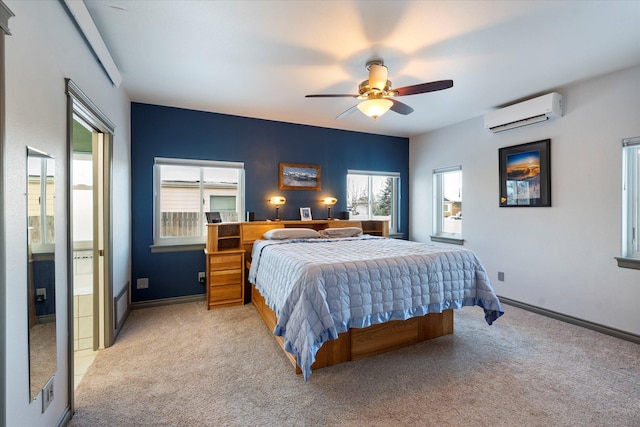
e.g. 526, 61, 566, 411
305, 60, 453, 120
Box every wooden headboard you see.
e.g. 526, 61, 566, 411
241, 220, 363, 255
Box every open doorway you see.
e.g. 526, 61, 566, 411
71, 116, 102, 389
66, 80, 115, 409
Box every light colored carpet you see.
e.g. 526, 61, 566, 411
29, 320, 57, 400
68, 301, 639, 426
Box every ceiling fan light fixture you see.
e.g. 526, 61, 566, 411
305, 59, 453, 120
368, 63, 388, 92
357, 98, 393, 119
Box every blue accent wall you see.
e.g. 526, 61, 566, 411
32, 259, 55, 316
131, 102, 409, 303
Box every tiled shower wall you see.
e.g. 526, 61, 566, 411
73, 249, 93, 351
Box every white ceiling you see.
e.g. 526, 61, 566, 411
84, 0, 640, 138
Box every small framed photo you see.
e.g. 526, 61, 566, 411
300, 207, 312, 221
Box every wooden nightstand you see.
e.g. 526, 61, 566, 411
360, 220, 389, 237
205, 223, 245, 309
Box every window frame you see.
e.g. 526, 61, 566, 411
347, 169, 400, 235
618, 136, 640, 269
153, 157, 245, 249
431, 165, 464, 245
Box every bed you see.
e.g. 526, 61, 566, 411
247, 227, 504, 380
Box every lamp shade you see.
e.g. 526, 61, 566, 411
269, 196, 286, 205
323, 197, 337, 206
357, 98, 393, 119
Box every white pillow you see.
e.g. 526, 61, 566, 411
263, 228, 321, 240
320, 227, 363, 238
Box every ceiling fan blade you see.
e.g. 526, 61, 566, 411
336, 104, 359, 120
394, 80, 454, 96
389, 99, 414, 115
305, 94, 359, 98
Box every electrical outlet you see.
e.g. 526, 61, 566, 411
198, 272, 206, 284
498, 272, 505, 282
137, 278, 149, 289
42, 376, 54, 413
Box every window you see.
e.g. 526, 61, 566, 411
72, 152, 94, 245
154, 158, 244, 246
27, 150, 55, 253
620, 136, 640, 268
432, 166, 463, 244
347, 170, 399, 234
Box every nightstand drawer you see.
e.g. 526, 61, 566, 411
210, 283, 242, 301
210, 269, 242, 286
210, 253, 243, 271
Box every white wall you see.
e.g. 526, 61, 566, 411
4, 1, 130, 426
410, 66, 640, 336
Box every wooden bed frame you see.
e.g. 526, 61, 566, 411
241, 220, 454, 374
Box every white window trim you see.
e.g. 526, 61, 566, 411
347, 170, 400, 234
431, 165, 463, 245
154, 157, 244, 170
152, 157, 245, 249
617, 137, 640, 269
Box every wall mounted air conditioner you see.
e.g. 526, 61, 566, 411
484, 92, 562, 133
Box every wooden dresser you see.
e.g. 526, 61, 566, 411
204, 223, 245, 310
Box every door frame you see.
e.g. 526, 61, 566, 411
0, 3, 14, 424
65, 79, 115, 411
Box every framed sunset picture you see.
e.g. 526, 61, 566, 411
499, 139, 551, 207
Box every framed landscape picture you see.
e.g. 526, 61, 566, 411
279, 163, 321, 191
499, 139, 551, 207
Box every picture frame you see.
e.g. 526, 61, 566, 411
299, 207, 312, 221
499, 139, 551, 207
279, 163, 321, 191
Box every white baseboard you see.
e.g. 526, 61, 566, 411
57, 406, 71, 427
500, 296, 640, 344
114, 283, 130, 338
131, 294, 206, 310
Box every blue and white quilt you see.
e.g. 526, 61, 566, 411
248, 236, 504, 380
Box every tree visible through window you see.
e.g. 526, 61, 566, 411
347, 171, 399, 234
375, 178, 393, 216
